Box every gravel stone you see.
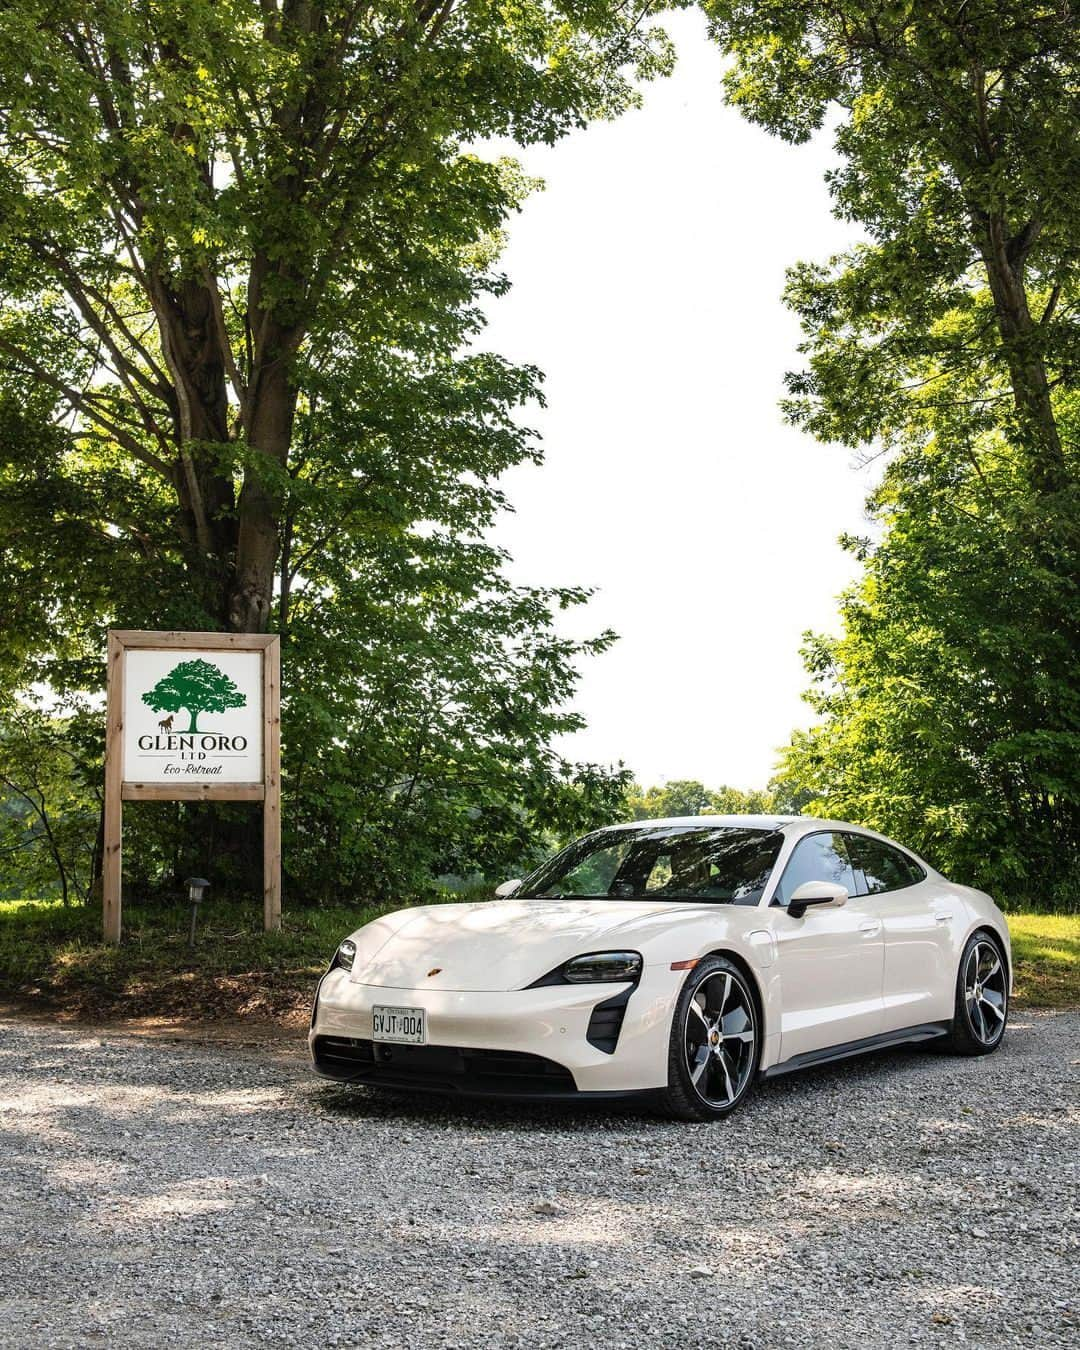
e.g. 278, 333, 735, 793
0, 1011, 1077, 1348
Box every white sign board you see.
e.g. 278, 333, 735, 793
122, 647, 264, 784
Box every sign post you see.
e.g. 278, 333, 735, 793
103, 630, 281, 943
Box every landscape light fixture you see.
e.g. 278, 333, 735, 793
186, 876, 210, 947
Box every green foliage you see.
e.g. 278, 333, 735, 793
626, 778, 798, 820
0, 704, 99, 905
282, 544, 635, 897
0, 0, 679, 625
0, 1, 670, 903
778, 450, 1080, 904
707, 1, 1080, 904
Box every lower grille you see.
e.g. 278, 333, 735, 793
312, 1037, 577, 1096
314, 1035, 376, 1072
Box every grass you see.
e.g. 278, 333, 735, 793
1006, 912, 1080, 1008
0, 894, 396, 1024
0, 897, 1076, 1023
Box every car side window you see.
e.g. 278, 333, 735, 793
645, 854, 674, 892
773, 833, 857, 906
846, 835, 923, 895
902, 853, 927, 885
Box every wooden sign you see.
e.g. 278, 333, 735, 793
104, 630, 281, 943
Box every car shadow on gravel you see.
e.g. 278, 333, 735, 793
309, 1035, 969, 1130
311, 1080, 664, 1128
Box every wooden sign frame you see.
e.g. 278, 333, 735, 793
103, 630, 281, 943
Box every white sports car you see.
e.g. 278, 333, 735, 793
310, 816, 1011, 1119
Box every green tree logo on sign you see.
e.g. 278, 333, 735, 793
141, 659, 247, 734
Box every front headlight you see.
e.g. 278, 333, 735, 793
334, 938, 356, 973
562, 951, 642, 983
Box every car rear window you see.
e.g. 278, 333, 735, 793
846, 834, 925, 895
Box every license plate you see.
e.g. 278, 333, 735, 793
372, 1005, 426, 1044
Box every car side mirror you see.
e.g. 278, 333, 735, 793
787, 880, 848, 919
494, 879, 522, 899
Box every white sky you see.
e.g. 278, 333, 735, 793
483, 11, 874, 789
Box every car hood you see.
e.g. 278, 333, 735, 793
346, 897, 706, 992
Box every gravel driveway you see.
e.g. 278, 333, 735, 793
1, 1011, 1077, 1349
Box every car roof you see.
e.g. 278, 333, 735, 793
602, 814, 800, 832
600, 814, 900, 839
598, 815, 937, 870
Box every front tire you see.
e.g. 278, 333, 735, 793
659, 956, 760, 1121
946, 931, 1009, 1055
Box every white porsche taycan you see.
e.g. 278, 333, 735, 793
310, 816, 1011, 1119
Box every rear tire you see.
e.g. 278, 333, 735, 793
946, 931, 1008, 1056
659, 956, 761, 1121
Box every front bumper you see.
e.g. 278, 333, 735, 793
309, 964, 678, 1097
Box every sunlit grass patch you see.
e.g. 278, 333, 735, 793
1007, 912, 1079, 1009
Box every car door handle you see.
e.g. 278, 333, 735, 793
934, 912, 953, 924
858, 919, 882, 937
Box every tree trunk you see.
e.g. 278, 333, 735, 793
230, 356, 297, 632
150, 269, 241, 624
149, 264, 300, 634
976, 221, 1071, 497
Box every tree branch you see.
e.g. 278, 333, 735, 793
0, 334, 173, 477
46, 247, 172, 392
200, 264, 250, 413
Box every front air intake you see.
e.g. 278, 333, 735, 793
586, 987, 633, 1054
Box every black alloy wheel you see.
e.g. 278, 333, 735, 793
661, 955, 760, 1121
947, 932, 1008, 1055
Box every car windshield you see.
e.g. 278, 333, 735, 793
518, 825, 784, 905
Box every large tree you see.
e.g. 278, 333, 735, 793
706, 0, 1079, 497
778, 427, 1080, 901
0, 0, 674, 633
0, 1, 668, 898
706, 1, 1080, 899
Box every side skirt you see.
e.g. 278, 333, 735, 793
759, 1022, 951, 1081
